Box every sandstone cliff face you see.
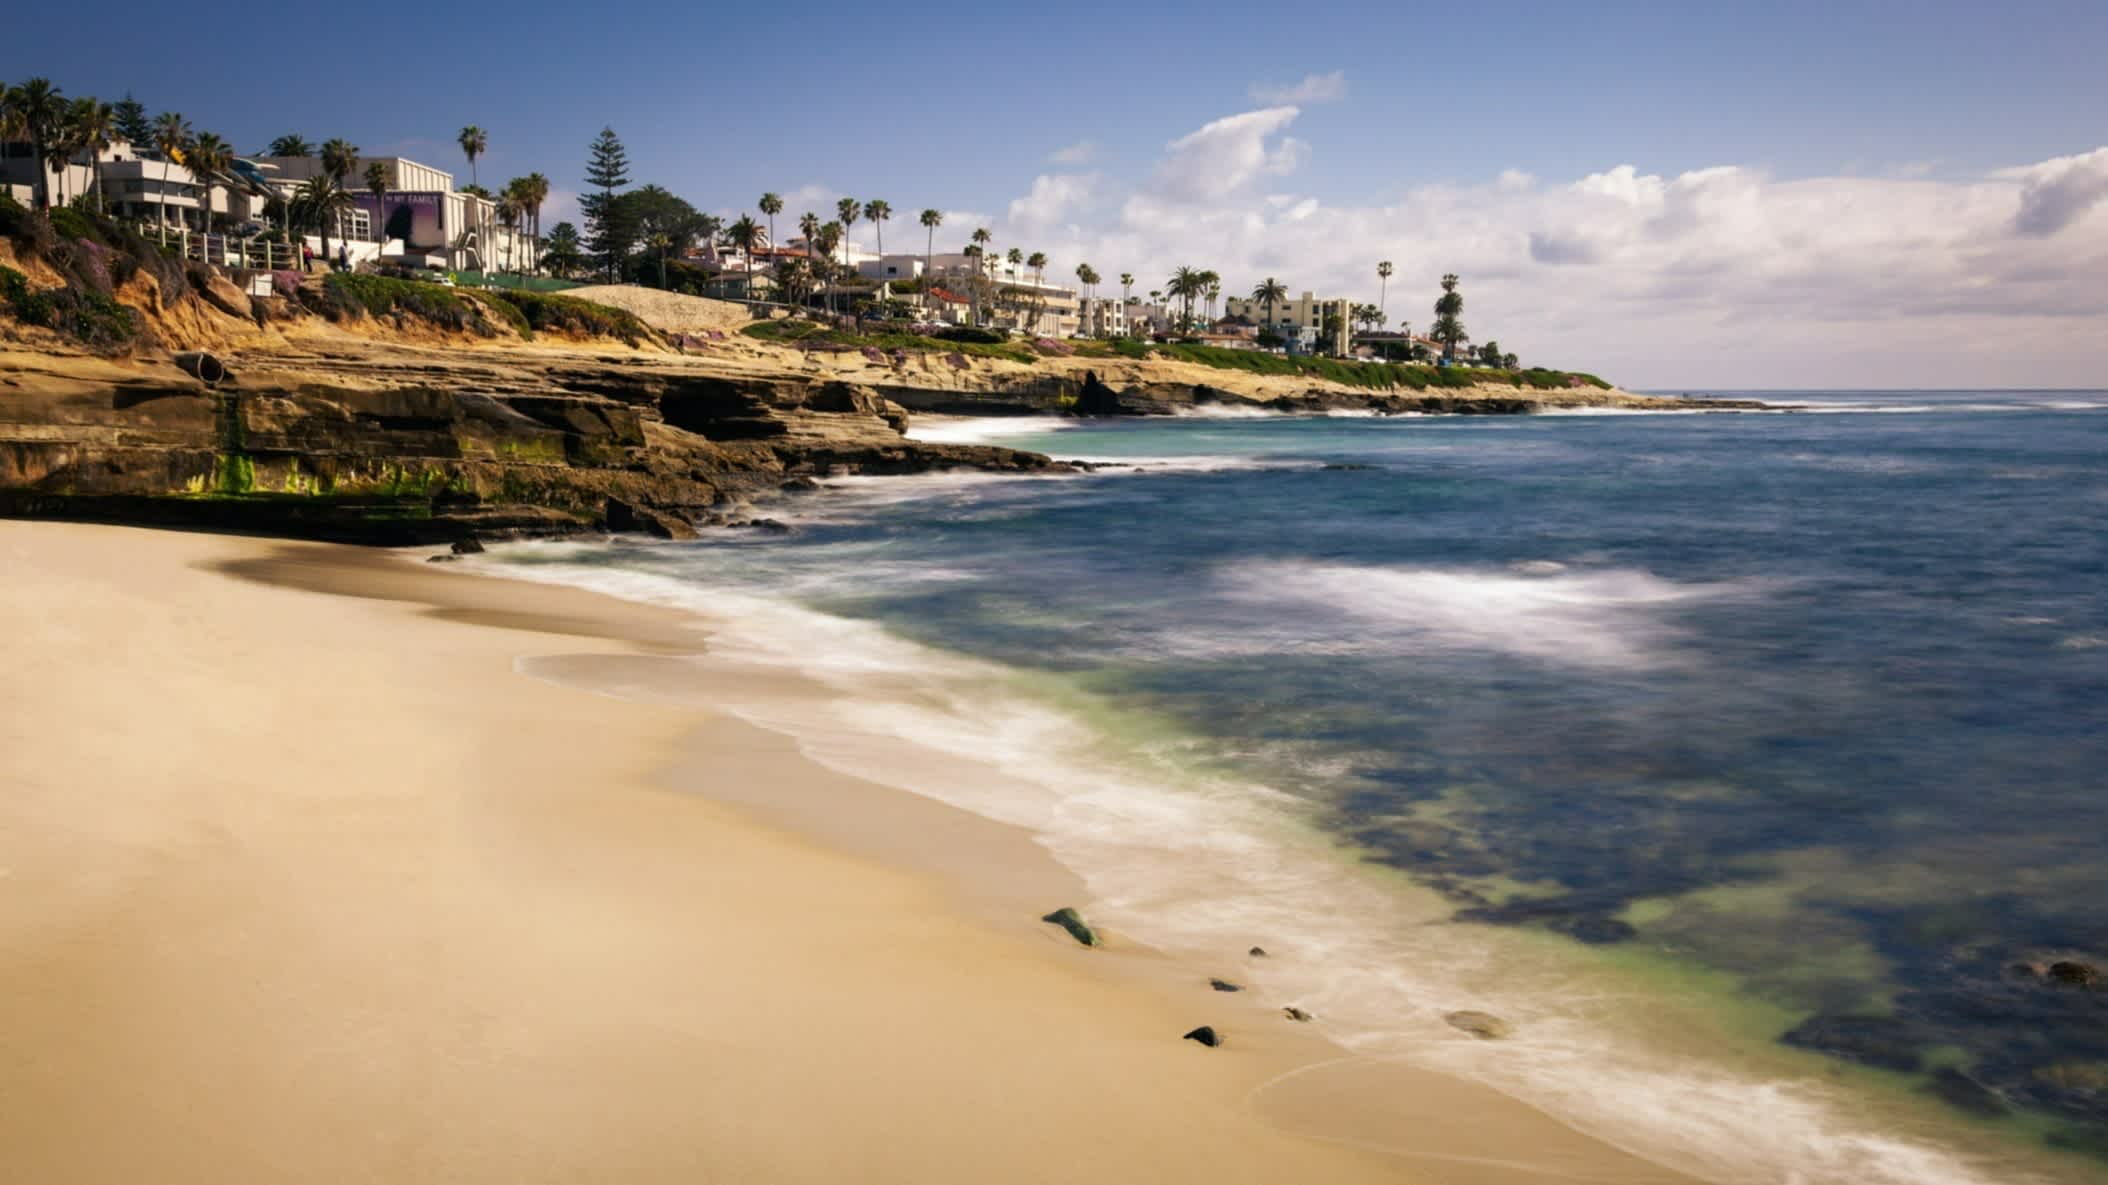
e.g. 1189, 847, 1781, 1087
0, 343, 1060, 544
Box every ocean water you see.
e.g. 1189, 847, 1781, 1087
490, 390, 2108, 1183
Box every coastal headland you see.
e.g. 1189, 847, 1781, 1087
1, 216, 1762, 545
0, 520, 1706, 1184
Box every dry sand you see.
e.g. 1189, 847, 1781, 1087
0, 521, 1699, 1184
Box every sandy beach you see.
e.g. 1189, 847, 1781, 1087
0, 520, 1702, 1185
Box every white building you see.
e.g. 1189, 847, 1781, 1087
1077, 296, 1132, 339
1, 138, 267, 232
1221, 290, 1353, 353
858, 253, 926, 282
254, 155, 526, 273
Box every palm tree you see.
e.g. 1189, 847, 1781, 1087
150, 111, 192, 244
364, 161, 389, 253
725, 211, 767, 269
320, 138, 359, 250
1120, 272, 1134, 303
49, 97, 90, 208
835, 197, 860, 266
320, 139, 359, 185
1250, 277, 1287, 339
816, 221, 844, 311
1165, 266, 1204, 330
918, 208, 942, 295
457, 126, 486, 189
1434, 273, 1466, 363
798, 211, 821, 260
863, 199, 891, 256
1203, 277, 1221, 322
188, 133, 233, 250
774, 256, 813, 307
495, 190, 524, 278
72, 100, 116, 214
1377, 260, 1393, 318
296, 175, 353, 266
961, 243, 984, 325
759, 192, 783, 265
268, 134, 313, 158
520, 172, 549, 276
9, 78, 66, 209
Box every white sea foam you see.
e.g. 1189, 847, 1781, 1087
478, 552, 2028, 1185
904, 414, 1075, 445
1211, 560, 1759, 669
1168, 403, 1283, 419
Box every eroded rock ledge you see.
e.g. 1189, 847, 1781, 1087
0, 343, 1062, 544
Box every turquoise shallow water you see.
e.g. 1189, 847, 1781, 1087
496, 391, 2108, 1178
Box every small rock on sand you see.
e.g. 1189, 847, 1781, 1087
1445, 1010, 1514, 1040
1283, 1007, 1313, 1022
1248, 946, 1268, 957
1040, 907, 1098, 947
1209, 978, 1243, 992
1183, 1026, 1221, 1047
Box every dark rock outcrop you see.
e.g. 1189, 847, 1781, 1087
0, 348, 1063, 544
1182, 1025, 1221, 1048
1071, 370, 1124, 416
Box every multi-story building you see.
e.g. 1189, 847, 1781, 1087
1077, 296, 1132, 339
1, 139, 267, 232
1222, 290, 1353, 354
254, 155, 525, 272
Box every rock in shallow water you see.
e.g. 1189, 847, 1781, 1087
1779, 1014, 1923, 1072
2047, 961, 2101, 988
1927, 1067, 2009, 1117
1444, 1010, 1514, 1040
1040, 907, 1098, 947
1183, 1025, 1221, 1047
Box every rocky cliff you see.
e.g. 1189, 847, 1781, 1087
0, 342, 1061, 543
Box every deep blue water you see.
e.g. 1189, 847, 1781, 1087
505, 391, 2108, 1165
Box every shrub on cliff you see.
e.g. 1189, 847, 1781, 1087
320, 273, 507, 337
484, 289, 657, 347
1, 263, 139, 348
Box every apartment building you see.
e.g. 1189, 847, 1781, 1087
1222, 290, 1353, 354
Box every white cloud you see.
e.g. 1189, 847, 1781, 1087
1248, 70, 1348, 105
2003, 147, 2108, 237
1152, 107, 1307, 203
1007, 173, 1098, 231
998, 106, 2108, 387
1050, 140, 1097, 165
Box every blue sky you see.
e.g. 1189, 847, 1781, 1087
9, 0, 2108, 387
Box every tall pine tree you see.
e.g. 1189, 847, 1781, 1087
113, 92, 152, 149
581, 127, 632, 282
